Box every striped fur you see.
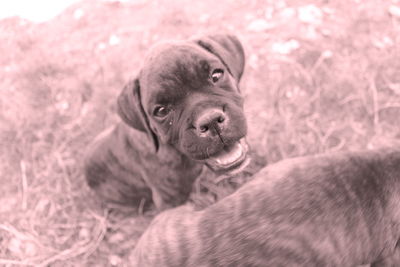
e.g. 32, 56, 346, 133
130, 148, 400, 266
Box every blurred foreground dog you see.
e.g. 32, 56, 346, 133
131, 148, 400, 266
84, 34, 250, 211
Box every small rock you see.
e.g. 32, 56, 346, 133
56, 100, 69, 111
280, 8, 296, 19
264, 7, 274, 19
322, 50, 333, 58
286, 86, 304, 99
304, 25, 319, 40
387, 83, 400, 95
80, 103, 90, 116
275, 1, 286, 9
298, 4, 323, 25
97, 42, 106, 50
322, 7, 335, 15
247, 19, 275, 32
24, 241, 38, 257
248, 54, 259, 68
8, 237, 22, 255
79, 228, 90, 241
321, 28, 332, 37
73, 9, 84, 20
199, 14, 209, 23
372, 36, 394, 49
8, 237, 37, 257
388, 5, 400, 17
109, 34, 120, 46
271, 39, 300, 55
244, 13, 255, 20
109, 254, 122, 266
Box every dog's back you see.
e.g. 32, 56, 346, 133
131, 148, 400, 266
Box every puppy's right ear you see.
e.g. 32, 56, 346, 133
117, 79, 159, 151
195, 34, 245, 81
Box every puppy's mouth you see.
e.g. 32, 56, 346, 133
205, 138, 249, 172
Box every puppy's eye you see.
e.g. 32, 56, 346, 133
211, 69, 224, 83
153, 106, 170, 118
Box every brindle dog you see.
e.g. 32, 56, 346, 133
131, 148, 400, 266
84, 35, 250, 211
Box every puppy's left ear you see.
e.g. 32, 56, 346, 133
194, 34, 245, 81
117, 78, 160, 151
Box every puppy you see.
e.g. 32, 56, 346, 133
84, 34, 250, 210
130, 148, 400, 266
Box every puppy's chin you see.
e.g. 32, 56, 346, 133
205, 138, 250, 174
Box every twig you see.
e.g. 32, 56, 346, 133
20, 160, 28, 210
0, 258, 36, 266
0, 224, 32, 242
369, 76, 379, 132
37, 210, 108, 267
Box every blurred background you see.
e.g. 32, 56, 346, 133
1, 0, 400, 266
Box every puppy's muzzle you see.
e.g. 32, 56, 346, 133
194, 108, 227, 138
192, 107, 248, 172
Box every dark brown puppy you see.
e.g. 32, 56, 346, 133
131, 148, 400, 266
84, 35, 249, 210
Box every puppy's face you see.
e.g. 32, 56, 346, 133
118, 35, 248, 172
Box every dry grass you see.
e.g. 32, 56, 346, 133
1, 0, 400, 265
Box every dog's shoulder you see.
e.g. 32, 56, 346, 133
85, 123, 156, 166
131, 148, 400, 266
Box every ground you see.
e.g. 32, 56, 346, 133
1, 0, 400, 266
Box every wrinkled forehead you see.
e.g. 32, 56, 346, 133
139, 42, 221, 104
142, 41, 213, 68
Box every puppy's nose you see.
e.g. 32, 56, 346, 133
194, 108, 227, 136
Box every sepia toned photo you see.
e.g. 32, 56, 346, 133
1, 0, 400, 266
